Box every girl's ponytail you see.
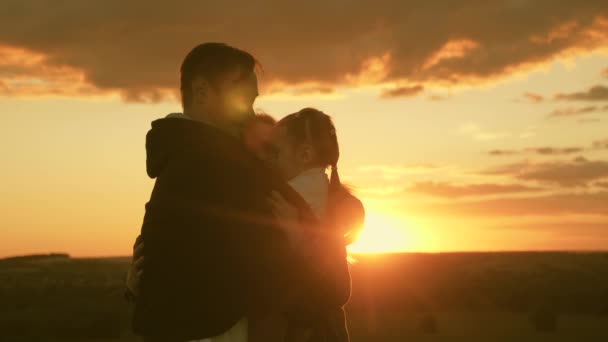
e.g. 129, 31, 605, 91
330, 164, 341, 193
326, 119, 342, 195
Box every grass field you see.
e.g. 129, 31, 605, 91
1, 252, 607, 341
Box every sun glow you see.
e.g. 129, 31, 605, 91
347, 211, 411, 254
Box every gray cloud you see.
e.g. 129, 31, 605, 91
488, 149, 519, 156
0, 0, 607, 100
595, 181, 608, 189
523, 92, 545, 103
488, 146, 585, 156
578, 118, 601, 124
555, 85, 608, 101
428, 94, 448, 101
483, 157, 608, 186
593, 138, 608, 149
547, 105, 604, 118
380, 85, 424, 98
524, 147, 585, 155
419, 191, 608, 217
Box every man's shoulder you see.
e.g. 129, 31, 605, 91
158, 145, 276, 201
159, 149, 252, 190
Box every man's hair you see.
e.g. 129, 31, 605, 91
180, 42, 259, 109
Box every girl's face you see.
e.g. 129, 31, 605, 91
269, 125, 315, 180
243, 120, 274, 157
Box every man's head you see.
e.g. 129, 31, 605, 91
180, 43, 259, 134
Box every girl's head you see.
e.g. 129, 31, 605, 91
271, 108, 340, 184
242, 112, 276, 158
272, 108, 364, 243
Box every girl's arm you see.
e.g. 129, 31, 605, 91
125, 235, 144, 301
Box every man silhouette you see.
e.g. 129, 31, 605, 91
129, 43, 349, 342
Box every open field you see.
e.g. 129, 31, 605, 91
1, 252, 607, 341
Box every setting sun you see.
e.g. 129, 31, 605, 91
347, 212, 411, 254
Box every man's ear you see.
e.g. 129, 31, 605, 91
191, 77, 209, 104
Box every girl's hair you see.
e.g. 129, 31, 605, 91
277, 107, 341, 192
278, 108, 365, 246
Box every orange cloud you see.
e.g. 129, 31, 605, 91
0, 44, 176, 101
0, 1, 607, 100
422, 39, 480, 70
262, 82, 337, 98
0, 45, 98, 97
529, 20, 580, 44
406, 181, 542, 198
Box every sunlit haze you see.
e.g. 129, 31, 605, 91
2, 3, 608, 257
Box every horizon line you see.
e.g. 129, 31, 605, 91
3, 249, 608, 261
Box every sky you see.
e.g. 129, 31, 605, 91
1, 0, 608, 257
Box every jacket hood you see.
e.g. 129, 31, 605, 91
145, 115, 242, 178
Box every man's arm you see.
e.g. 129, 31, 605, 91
144, 150, 311, 315
269, 190, 355, 309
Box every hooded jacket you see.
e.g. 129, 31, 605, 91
132, 116, 363, 341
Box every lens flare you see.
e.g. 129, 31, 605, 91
347, 211, 411, 254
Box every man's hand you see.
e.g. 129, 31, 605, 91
269, 191, 304, 247
126, 235, 144, 297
